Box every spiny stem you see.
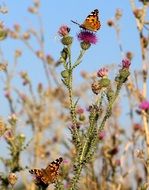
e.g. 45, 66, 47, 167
98, 83, 122, 133
67, 48, 85, 139
69, 164, 83, 190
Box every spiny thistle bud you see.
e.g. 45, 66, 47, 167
115, 68, 130, 83
61, 70, 69, 78
91, 78, 110, 95
61, 47, 69, 60
79, 115, 86, 121
91, 81, 101, 95
98, 78, 111, 88
8, 173, 17, 186
61, 36, 73, 46
115, 58, 131, 83
80, 41, 91, 50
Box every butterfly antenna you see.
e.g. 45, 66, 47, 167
71, 20, 80, 26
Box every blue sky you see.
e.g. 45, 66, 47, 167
0, 0, 142, 72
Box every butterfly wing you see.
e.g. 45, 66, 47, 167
29, 168, 44, 180
81, 9, 101, 32
29, 157, 63, 185
43, 157, 63, 184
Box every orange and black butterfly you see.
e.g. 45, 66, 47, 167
71, 9, 101, 32
29, 157, 63, 187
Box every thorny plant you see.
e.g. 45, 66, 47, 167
0, 0, 149, 190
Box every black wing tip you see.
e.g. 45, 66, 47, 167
29, 169, 33, 174
59, 157, 63, 162
94, 9, 99, 13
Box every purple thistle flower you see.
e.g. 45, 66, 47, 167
76, 107, 84, 114
122, 58, 131, 69
58, 25, 70, 37
97, 68, 108, 78
98, 131, 106, 140
139, 100, 149, 111
77, 30, 98, 44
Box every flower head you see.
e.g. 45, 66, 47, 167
8, 173, 18, 185
139, 100, 149, 111
122, 58, 131, 69
58, 25, 70, 37
77, 30, 98, 44
97, 68, 108, 78
76, 107, 84, 114
98, 131, 106, 140
4, 130, 14, 141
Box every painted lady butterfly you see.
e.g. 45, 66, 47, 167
29, 157, 63, 187
71, 9, 101, 32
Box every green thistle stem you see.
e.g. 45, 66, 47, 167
67, 48, 86, 143
69, 109, 98, 190
54, 180, 64, 190
67, 46, 79, 129
69, 164, 83, 190
98, 82, 122, 132
80, 110, 97, 162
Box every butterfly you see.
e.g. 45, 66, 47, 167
71, 9, 101, 32
29, 157, 63, 187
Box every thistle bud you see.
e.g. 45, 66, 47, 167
61, 36, 73, 46
8, 173, 17, 185
61, 70, 69, 78
91, 81, 101, 95
98, 78, 111, 88
80, 41, 91, 50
